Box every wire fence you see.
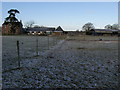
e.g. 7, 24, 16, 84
3, 34, 117, 71
2, 35, 67, 71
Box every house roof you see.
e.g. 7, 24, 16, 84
27, 27, 55, 32
55, 26, 64, 31
93, 29, 119, 32
2, 22, 22, 26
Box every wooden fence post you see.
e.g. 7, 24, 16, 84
48, 35, 49, 50
55, 36, 57, 45
54, 36, 56, 45
17, 40, 20, 68
36, 36, 38, 56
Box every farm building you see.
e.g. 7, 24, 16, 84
53, 26, 64, 35
2, 9, 23, 35
90, 29, 119, 36
26, 27, 55, 35
2, 21, 23, 35
65, 31, 81, 36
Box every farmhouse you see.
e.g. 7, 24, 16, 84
27, 26, 64, 36
2, 21, 23, 35
26, 27, 55, 35
90, 29, 119, 36
2, 9, 23, 35
53, 26, 64, 35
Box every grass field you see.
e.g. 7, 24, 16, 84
2, 35, 119, 88
2, 35, 66, 71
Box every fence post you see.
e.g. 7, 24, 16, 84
48, 35, 49, 50
36, 36, 38, 56
53, 36, 55, 46
84, 33, 85, 41
56, 36, 57, 45
54, 36, 56, 46
17, 40, 20, 68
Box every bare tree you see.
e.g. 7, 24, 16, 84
82, 22, 95, 31
24, 21, 35, 28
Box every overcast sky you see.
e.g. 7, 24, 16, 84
2, 2, 118, 31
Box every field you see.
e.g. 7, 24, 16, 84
2, 35, 65, 71
2, 35, 119, 88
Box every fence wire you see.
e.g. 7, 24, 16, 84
2, 35, 66, 71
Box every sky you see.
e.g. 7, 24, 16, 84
2, 2, 118, 31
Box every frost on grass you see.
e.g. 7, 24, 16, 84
2, 36, 118, 88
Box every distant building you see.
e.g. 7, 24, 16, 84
27, 26, 64, 36
26, 27, 55, 35
2, 21, 23, 35
53, 26, 64, 35
2, 9, 23, 35
65, 31, 80, 36
90, 29, 119, 36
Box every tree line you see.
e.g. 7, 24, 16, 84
82, 22, 120, 31
3, 9, 120, 32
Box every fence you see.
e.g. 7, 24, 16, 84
2, 35, 67, 71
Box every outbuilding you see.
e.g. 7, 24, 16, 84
90, 29, 118, 36
26, 27, 55, 35
53, 26, 64, 35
